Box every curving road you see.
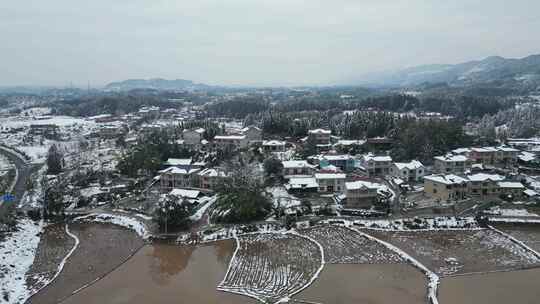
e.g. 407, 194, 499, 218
0, 146, 32, 219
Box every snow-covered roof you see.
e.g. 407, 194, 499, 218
452, 148, 471, 154
497, 182, 525, 189
434, 154, 468, 162
262, 140, 286, 146
424, 174, 468, 185
524, 189, 539, 197
363, 154, 392, 162
394, 160, 424, 170
308, 129, 331, 134
241, 126, 261, 132
214, 135, 246, 140
160, 167, 200, 175
467, 173, 504, 182
519, 152, 536, 162
169, 188, 201, 199
165, 158, 192, 166
315, 173, 346, 180
80, 187, 105, 198
282, 160, 314, 169
335, 140, 365, 146
184, 128, 205, 134
323, 154, 352, 161
287, 177, 319, 189
345, 181, 381, 191
198, 168, 227, 177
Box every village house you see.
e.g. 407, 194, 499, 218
345, 180, 380, 208
307, 129, 331, 145
423, 174, 469, 201
315, 172, 346, 193
469, 146, 520, 167
319, 155, 356, 172
213, 135, 248, 149
159, 167, 201, 191
240, 126, 262, 142
285, 177, 319, 193
497, 181, 526, 198
434, 154, 471, 174
391, 160, 426, 182
198, 168, 228, 190
360, 154, 392, 177
282, 160, 316, 178
182, 128, 205, 146
262, 140, 286, 153
467, 173, 505, 198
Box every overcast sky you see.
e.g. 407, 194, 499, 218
2, 0, 540, 87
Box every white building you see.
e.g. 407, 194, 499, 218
282, 160, 316, 178
391, 160, 425, 182
315, 172, 346, 193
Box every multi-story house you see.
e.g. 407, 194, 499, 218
360, 154, 392, 177
262, 140, 286, 153
213, 135, 248, 149
307, 129, 331, 145
467, 173, 505, 198
391, 160, 426, 182
497, 181, 525, 198
282, 160, 316, 178
433, 154, 471, 174
198, 168, 228, 190
315, 172, 346, 193
423, 174, 469, 201
345, 181, 380, 208
159, 167, 201, 191
320, 155, 356, 172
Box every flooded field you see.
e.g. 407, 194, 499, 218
440, 268, 540, 304
294, 264, 427, 304
28, 223, 144, 304
61, 241, 256, 304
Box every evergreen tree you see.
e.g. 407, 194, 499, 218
46, 144, 64, 175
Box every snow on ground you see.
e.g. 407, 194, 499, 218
218, 232, 324, 304
484, 207, 538, 217
0, 219, 43, 304
189, 196, 217, 221
73, 213, 150, 240
267, 186, 302, 209
350, 227, 441, 304
322, 216, 479, 231
0, 116, 93, 129
0, 154, 13, 171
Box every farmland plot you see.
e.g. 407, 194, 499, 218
301, 226, 404, 264
218, 233, 323, 303
368, 229, 540, 276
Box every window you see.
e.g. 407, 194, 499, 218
433, 189, 437, 194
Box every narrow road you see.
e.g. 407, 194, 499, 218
0, 147, 31, 219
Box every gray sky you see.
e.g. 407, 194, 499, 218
2, 0, 540, 87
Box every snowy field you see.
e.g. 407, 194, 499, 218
218, 233, 323, 303
0, 219, 43, 304
368, 229, 540, 276
300, 225, 404, 264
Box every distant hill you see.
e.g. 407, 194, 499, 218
358, 54, 540, 92
104, 78, 210, 91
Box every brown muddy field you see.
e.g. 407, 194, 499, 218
300, 225, 404, 264
494, 224, 540, 252
294, 264, 427, 304
368, 229, 540, 276
440, 268, 540, 304
61, 241, 256, 304
26, 223, 76, 296
27, 223, 144, 304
